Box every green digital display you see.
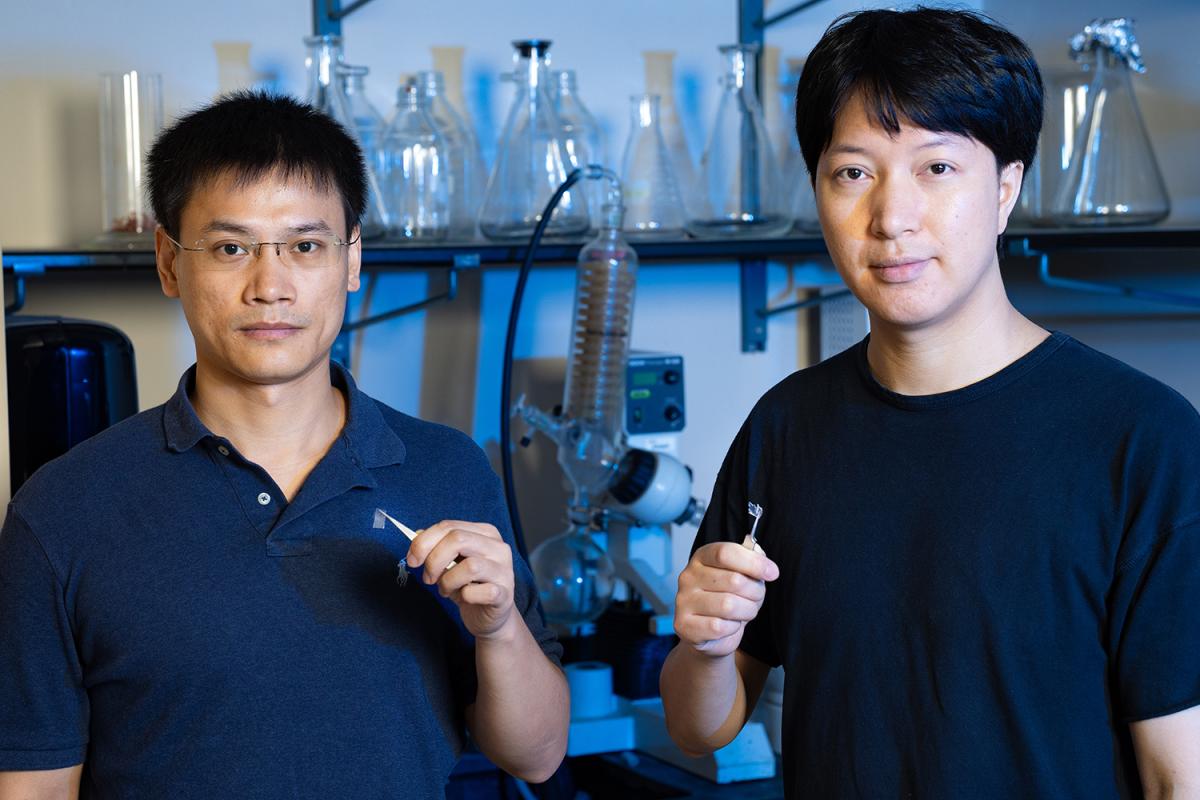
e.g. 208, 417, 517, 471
629, 389, 651, 400
631, 371, 658, 387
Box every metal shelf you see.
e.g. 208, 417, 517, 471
6, 227, 1199, 275
0, 234, 836, 274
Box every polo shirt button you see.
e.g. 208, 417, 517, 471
257, 492, 271, 506
217, 445, 230, 456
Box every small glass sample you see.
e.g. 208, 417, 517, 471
642, 50, 706, 219
383, 79, 449, 240
687, 44, 792, 239
554, 69, 605, 231
418, 70, 476, 240
479, 40, 589, 241
620, 94, 686, 238
1050, 18, 1170, 226
335, 64, 390, 239
99, 70, 162, 240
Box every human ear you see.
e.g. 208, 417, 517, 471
155, 226, 181, 299
346, 224, 362, 293
997, 161, 1024, 233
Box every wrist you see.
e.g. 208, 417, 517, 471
473, 609, 523, 646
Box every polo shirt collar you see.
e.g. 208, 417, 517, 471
161, 362, 406, 468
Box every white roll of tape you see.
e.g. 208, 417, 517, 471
565, 661, 616, 719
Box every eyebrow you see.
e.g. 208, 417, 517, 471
198, 219, 336, 237
826, 134, 960, 157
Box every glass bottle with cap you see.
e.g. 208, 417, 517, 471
687, 43, 792, 239
1050, 18, 1170, 226
382, 78, 449, 241
479, 40, 590, 241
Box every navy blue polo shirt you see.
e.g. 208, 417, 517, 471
0, 363, 561, 798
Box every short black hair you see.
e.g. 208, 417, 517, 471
795, 7, 1043, 181
147, 90, 367, 239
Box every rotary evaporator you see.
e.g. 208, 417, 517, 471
500, 167, 776, 783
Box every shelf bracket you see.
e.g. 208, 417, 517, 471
760, 288, 852, 318
4, 260, 44, 314
756, 0, 835, 30
331, 267, 457, 364
1013, 239, 1200, 309
740, 259, 768, 352
313, 0, 379, 36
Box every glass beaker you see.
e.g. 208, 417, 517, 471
335, 64, 390, 239
620, 95, 686, 238
99, 70, 162, 241
1050, 18, 1170, 226
418, 70, 475, 240
383, 80, 449, 241
687, 44, 792, 239
554, 69, 606, 231
642, 50, 706, 219
479, 40, 589, 241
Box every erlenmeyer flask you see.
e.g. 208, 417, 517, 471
479, 40, 589, 241
620, 94, 686, 238
643, 50, 706, 219
382, 79, 449, 241
335, 64, 390, 239
418, 70, 474, 240
554, 69, 606, 232
1051, 18, 1169, 226
781, 57, 819, 233
687, 44, 792, 239
1014, 69, 1092, 225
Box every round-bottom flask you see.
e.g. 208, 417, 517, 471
530, 525, 616, 626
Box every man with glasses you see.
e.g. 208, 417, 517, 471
0, 92, 568, 798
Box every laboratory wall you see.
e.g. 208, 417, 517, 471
2, 0, 1198, 564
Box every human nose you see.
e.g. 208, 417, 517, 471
868, 173, 922, 239
244, 242, 295, 304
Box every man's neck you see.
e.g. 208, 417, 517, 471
865, 271, 1049, 396
190, 361, 347, 499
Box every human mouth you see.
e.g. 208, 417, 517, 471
869, 257, 930, 283
239, 321, 303, 340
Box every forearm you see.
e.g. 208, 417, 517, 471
659, 643, 748, 756
469, 616, 568, 784
0, 765, 82, 800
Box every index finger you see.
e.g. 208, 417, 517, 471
696, 541, 779, 582
407, 520, 500, 567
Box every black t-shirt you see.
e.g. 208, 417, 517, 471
692, 332, 1200, 798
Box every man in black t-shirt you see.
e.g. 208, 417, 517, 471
660, 9, 1200, 798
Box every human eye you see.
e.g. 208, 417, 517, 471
834, 166, 868, 183
288, 237, 330, 265
927, 162, 955, 176
207, 239, 251, 265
